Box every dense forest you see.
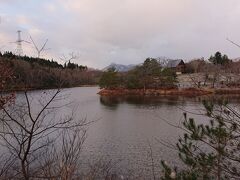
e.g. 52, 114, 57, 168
0, 52, 102, 90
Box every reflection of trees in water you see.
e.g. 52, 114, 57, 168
199, 95, 240, 105
99, 96, 120, 110
125, 96, 183, 107
100, 95, 186, 108
99, 95, 240, 109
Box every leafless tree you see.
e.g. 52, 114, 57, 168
84, 157, 122, 180
206, 64, 222, 88
0, 88, 90, 179
60, 52, 80, 65
35, 127, 87, 179
0, 59, 15, 108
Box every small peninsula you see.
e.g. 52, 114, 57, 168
98, 54, 240, 97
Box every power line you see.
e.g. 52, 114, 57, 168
226, 38, 240, 49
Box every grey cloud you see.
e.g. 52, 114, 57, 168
1, 0, 240, 68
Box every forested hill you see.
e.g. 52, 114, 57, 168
0, 52, 102, 90
0, 51, 87, 70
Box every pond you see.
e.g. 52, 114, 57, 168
13, 87, 240, 178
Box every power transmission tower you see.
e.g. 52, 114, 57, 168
16, 30, 23, 55
13, 30, 30, 56
29, 35, 49, 58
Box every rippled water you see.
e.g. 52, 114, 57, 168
14, 87, 240, 178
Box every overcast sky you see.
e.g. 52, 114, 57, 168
0, 0, 240, 68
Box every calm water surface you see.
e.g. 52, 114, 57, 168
15, 87, 240, 177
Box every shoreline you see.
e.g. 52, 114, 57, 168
98, 87, 240, 97
2, 84, 99, 93
4, 86, 240, 96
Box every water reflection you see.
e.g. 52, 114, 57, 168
99, 94, 240, 109
100, 95, 184, 108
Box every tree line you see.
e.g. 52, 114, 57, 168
0, 51, 88, 70
0, 51, 102, 90
99, 51, 237, 90
185, 51, 233, 74
99, 58, 177, 90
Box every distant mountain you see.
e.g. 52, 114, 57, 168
232, 57, 240, 62
102, 57, 180, 72
155, 56, 175, 67
103, 63, 136, 72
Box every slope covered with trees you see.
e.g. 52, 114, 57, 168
0, 52, 102, 90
